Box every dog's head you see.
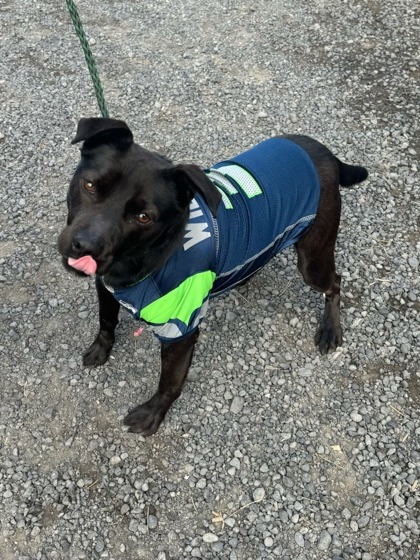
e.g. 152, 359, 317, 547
58, 118, 220, 287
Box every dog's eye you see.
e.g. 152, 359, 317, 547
136, 213, 151, 224
81, 179, 96, 193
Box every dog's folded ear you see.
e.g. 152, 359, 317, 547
171, 164, 221, 217
71, 118, 134, 150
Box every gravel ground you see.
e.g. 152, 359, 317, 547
1, 0, 419, 559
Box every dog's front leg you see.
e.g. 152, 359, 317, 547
83, 276, 120, 366
124, 329, 199, 436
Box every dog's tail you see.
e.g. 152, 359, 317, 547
336, 157, 368, 187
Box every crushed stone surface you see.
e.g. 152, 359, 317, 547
0, 0, 419, 559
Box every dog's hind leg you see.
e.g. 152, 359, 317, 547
285, 135, 368, 354
297, 239, 342, 354
296, 235, 342, 354
285, 135, 367, 354
294, 159, 343, 354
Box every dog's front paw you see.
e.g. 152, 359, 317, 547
83, 333, 113, 366
315, 323, 343, 355
123, 394, 169, 436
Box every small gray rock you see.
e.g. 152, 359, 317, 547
77, 311, 89, 319
264, 536, 274, 547
351, 411, 363, 422
358, 516, 370, 528
95, 539, 105, 553
147, 515, 158, 530
317, 530, 332, 550
229, 457, 241, 469
394, 495, 405, 507
350, 520, 359, 532
253, 487, 265, 501
203, 532, 219, 543
129, 520, 139, 533
109, 455, 121, 466
295, 532, 305, 547
230, 396, 244, 414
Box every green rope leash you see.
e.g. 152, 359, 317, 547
65, 0, 110, 118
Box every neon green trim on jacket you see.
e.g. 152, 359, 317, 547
140, 270, 216, 326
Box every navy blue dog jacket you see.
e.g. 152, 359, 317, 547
106, 138, 320, 341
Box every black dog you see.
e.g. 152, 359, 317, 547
58, 117, 368, 435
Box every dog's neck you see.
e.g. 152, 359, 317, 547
102, 220, 187, 289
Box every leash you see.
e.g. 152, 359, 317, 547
65, 0, 110, 118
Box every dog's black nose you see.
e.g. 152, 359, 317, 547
71, 230, 102, 256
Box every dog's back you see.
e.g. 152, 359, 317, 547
207, 137, 321, 293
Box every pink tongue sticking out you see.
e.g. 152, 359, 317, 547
68, 256, 97, 276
